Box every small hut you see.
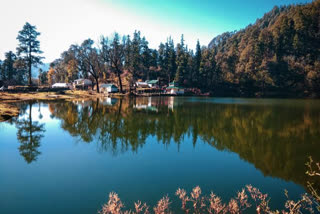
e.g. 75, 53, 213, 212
73, 79, 92, 90
100, 84, 119, 93
166, 81, 184, 95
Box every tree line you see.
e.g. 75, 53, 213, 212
1, 0, 319, 97
47, 32, 196, 93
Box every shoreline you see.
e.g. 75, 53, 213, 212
1, 90, 319, 103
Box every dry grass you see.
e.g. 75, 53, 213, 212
99, 185, 317, 214
0, 90, 106, 102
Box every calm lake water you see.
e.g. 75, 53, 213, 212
0, 97, 319, 214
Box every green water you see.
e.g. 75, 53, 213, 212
0, 97, 319, 213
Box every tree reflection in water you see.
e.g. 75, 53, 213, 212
15, 102, 45, 164
12, 97, 320, 190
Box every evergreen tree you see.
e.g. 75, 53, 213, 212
124, 35, 132, 71
193, 40, 201, 85
130, 30, 142, 81
38, 69, 48, 85
167, 37, 176, 83
141, 37, 152, 80
175, 34, 187, 85
2, 51, 17, 81
16, 22, 43, 86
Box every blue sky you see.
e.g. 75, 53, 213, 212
0, 0, 312, 62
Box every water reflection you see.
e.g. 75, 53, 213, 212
8, 97, 320, 190
15, 102, 45, 163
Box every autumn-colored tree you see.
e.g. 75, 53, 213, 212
47, 67, 55, 86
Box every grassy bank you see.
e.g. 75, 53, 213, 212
0, 91, 108, 101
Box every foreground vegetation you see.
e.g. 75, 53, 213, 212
1, 0, 319, 97
99, 185, 317, 214
99, 157, 320, 214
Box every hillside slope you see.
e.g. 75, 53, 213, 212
208, 0, 320, 97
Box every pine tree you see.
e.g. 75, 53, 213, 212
130, 30, 142, 81
141, 37, 151, 79
16, 22, 43, 86
193, 40, 201, 85
167, 37, 176, 83
175, 34, 187, 85
2, 51, 17, 81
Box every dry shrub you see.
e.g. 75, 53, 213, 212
99, 192, 150, 214
153, 196, 171, 214
207, 192, 226, 214
100, 186, 317, 214
100, 192, 124, 214
306, 156, 320, 211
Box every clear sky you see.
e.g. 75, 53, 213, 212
0, 0, 312, 62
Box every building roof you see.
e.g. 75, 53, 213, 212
167, 86, 184, 89
147, 80, 158, 84
74, 78, 92, 82
136, 81, 150, 88
169, 81, 179, 87
52, 83, 69, 87
100, 84, 118, 88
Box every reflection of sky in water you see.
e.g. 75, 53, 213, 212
0, 98, 318, 214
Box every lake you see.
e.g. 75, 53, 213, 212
0, 97, 319, 213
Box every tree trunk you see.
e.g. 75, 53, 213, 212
28, 57, 32, 86
95, 77, 100, 93
117, 71, 123, 93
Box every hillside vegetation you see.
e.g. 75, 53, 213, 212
207, 0, 320, 97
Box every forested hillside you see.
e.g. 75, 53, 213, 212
207, 0, 320, 97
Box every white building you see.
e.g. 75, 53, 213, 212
166, 81, 184, 95
52, 83, 72, 89
73, 79, 92, 89
135, 81, 150, 88
100, 84, 119, 93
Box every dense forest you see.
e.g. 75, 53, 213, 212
1, 0, 319, 97
207, 0, 320, 97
